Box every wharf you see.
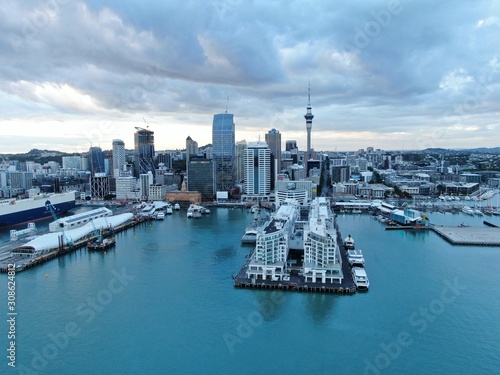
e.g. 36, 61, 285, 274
233, 231, 357, 295
0, 217, 150, 273
431, 225, 500, 246
385, 226, 430, 231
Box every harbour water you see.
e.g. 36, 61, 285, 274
1, 208, 499, 374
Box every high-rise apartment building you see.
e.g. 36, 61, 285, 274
212, 113, 235, 191
112, 139, 126, 177
244, 141, 271, 196
265, 128, 281, 189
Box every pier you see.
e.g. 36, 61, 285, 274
431, 225, 500, 246
233, 231, 358, 295
0, 217, 150, 273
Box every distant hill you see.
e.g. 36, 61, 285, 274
424, 147, 500, 154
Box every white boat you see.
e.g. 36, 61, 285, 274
156, 212, 165, 220
461, 206, 474, 215
241, 227, 259, 244
352, 267, 369, 290
166, 205, 173, 215
347, 249, 365, 267
352, 208, 362, 214
473, 208, 483, 216
174, 203, 180, 210
344, 235, 355, 249
187, 204, 202, 218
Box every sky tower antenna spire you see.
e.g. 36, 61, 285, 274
308, 79, 311, 106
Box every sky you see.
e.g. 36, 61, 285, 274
0, 0, 499, 154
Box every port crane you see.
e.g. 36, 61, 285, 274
46, 201, 73, 246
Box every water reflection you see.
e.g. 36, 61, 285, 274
305, 293, 338, 323
251, 289, 288, 322
213, 245, 236, 261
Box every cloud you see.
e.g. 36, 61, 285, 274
0, 0, 499, 153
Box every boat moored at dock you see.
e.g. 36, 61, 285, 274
352, 267, 369, 290
344, 235, 355, 249
0, 191, 76, 228
347, 249, 365, 267
87, 237, 116, 251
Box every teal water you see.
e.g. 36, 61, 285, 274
1, 209, 499, 375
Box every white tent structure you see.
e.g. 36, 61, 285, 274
12, 213, 133, 257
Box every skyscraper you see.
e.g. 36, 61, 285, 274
185, 136, 198, 163
212, 113, 235, 191
304, 83, 314, 153
235, 140, 247, 184
244, 141, 271, 196
112, 139, 126, 177
187, 156, 214, 201
89, 146, 105, 175
134, 127, 155, 178
265, 128, 281, 190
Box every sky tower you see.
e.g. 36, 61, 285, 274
304, 82, 314, 152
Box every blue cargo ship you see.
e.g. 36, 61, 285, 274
0, 191, 76, 228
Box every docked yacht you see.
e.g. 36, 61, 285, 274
352, 267, 369, 290
344, 235, 355, 249
461, 205, 474, 215
347, 249, 365, 267
241, 227, 259, 244
166, 205, 173, 215
156, 212, 165, 220
174, 203, 180, 210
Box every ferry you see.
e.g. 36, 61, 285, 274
352, 267, 369, 290
347, 249, 365, 267
0, 191, 76, 228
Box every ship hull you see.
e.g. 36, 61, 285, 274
0, 193, 76, 228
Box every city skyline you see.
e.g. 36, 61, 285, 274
1, 1, 500, 153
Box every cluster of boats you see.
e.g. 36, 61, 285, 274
186, 204, 210, 218
344, 235, 369, 291
156, 203, 181, 220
